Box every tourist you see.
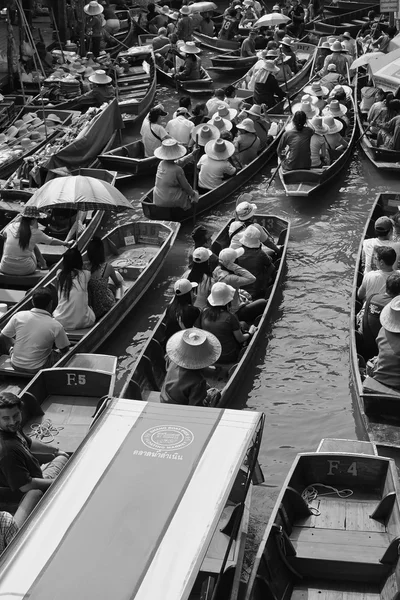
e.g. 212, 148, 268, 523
53, 248, 95, 331
175, 42, 202, 80
275, 53, 293, 85
309, 115, 330, 168
152, 27, 170, 52
241, 104, 272, 150
322, 99, 349, 135
140, 104, 169, 157
77, 69, 115, 106
329, 84, 352, 110
377, 99, 400, 150
341, 31, 356, 59
229, 195, 280, 256
280, 36, 298, 74
234, 118, 260, 166
176, 5, 194, 41
190, 102, 209, 126
153, 139, 198, 210
319, 64, 346, 92
362, 216, 400, 273
188, 224, 220, 267
166, 107, 194, 146
0, 206, 68, 276
322, 114, 348, 161
188, 247, 215, 309
197, 138, 237, 194
160, 328, 221, 406
199, 282, 251, 363
163, 279, 200, 343
252, 60, 285, 108
241, 30, 257, 57
277, 110, 314, 171
304, 80, 329, 112
172, 96, 192, 118
286, 0, 305, 39
237, 225, 275, 298
206, 88, 229, 118
0, 287, 70, 374
224, 85, 244, 112
372, 297, 400, 390
319, 40, 349, 77
85, 236, 122, 320
219, 8, 240, 40
84, 1, 105, 57
358, 247, 397, 303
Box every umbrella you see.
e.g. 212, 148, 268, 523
188, 2, 217, 12
350, 52, 384, 70
254, 13, 290, 28
27, 175, 133, 212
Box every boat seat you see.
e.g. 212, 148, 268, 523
0, 355, 31, 378
0, 270, 49, 288
362, 376, 400, 398
0, 288, 26, 304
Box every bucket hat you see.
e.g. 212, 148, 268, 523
322, 115, 343, 134
192, 247, 212, 263
149, 103, 168, 118
261, 59, 280, 74
166, 328, 221, 369
304, 80, 329, 97
181, 41, 201, 54
321, 41, 331, 49
154, 138, 187, 160
380, 297, 400, 334
21, 205, 46, 219
244, 104, 263, 118
237, 200, 257, 220
84, 1, 103, 15
322, 99, 347, 117
174, 278, 198, 295
88, 69, 112, 84
375, 216, 393, 235
205, 138, 235, 160
210, 115, 232, 132
280, 36, 294, 47
330, 40, 343, 52
239, 224, 262, 248
309, 115, 329, 134
208, 282, 236, 306
192, 123, 220, 145
216, 104, 237, 121
180, 5, 190, 14
237, 118, 256, 133
218, 247, 244, 265
291, 100, 319, 118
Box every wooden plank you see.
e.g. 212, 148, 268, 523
312, 498, 346, 529
317, 439, 377, 455
345, 500, 386, 533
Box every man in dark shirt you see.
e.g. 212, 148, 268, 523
237, 225, 275, 298
286, 0, 305, 39
0, 393, 68, 503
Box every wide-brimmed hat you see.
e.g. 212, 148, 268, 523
218, 247, 244, 265
84, 0, 103, 15
149, 103, 168, 118
237, 118, 256, 133
261, 60, 280, 74
46, 113, 62, 124
21, 205, 46, 219
280, 36, 294, 47
321, 41, 331, 49
380, 297, 400, 334
181, 41, 201, 54
327, 37, 338, 45
322, 114, 343, 134
88, 69, 112, 84
22, 112, 36, 123
84, 66, 95, 78
160, 5, 170, 14
342, 31, 351, 39
239, 224, 262, 248
375, 216, 393, 235
216, 104, 237, 120
192, 123, 220, 146
291, 100, 319, 119
192, 247, 212, 263
180, 5, 190, 14
69, 61, 85, 74
6, 125, 18, 138
330, 40, 343, 52
210, 115, 232, 132
329, 84, 352, 100
174, 278, 198, 295
166, 328, 221, 369
300, 94, 319, 106
169, 10, 179, 19
309, 115, 329, 135
304, 81, 329, 97
154, 138, 187, 160
322, 99, 347, 117
205, 138, 235, 160
237, 200, 257, 220
244, 104, 263, 118
266, 48, 279, 58
208, 282, 236, 306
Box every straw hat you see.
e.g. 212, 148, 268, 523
46, 113, 62, 124
208, 282, 236, 306
160, 5, 170, 14
380, 297, 400, 334
216, 104, 237, 121
192, 247, 212, 263
210, 115, 232, 132
21, 138, 34, 149
304, 81, 329, 97
239, 224, 262, 248
70, 62, 85, 74
261, 60, 280, 74
181, 41, 201, 54
21, 205, 46, 219
166, 328, 221, 370
330, 84, 352, 100
84, 1, 103, 15
237, 200, 257, 220
321, 41, 331, 49
327, 37, 338, 45
30, 131, 44, 141
266, 49, 279, 58
330, 40, 343, 52
22, 113, 36, 123
6, 125, 18, 138
154, 138, 187, 160
323, 115, 343, 134
174, 279, 198, 295
342, 31, 351, 39
218, 247, 244, 265
180, 5, 190, 14
88, 69, 112, 84
237, 118, 256, 133
169, 11, 179, 19
244, 104, 263, 118
280, 36, 294, 47
300, 94, 319, 106
327, 63, 337, 72
322, 99, 347, 117
205, 138, 235, 160
309, 115, 329, 135
192, 123, 220, 146
291, 100, 319, 119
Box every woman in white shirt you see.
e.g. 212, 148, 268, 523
140, 104, 169, 157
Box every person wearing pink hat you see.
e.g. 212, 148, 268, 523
277, 110, 314, 171
234, 118, 260, 166
153, 139, 198, 210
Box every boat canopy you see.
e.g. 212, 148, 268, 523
0, 399, 264, 600
370, 47, 400, 92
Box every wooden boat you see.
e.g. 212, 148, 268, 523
350, 192, 400, 459
106, 9, 135, 58
244, 436, 400, 600
306, 3, 380, 37
193, 31, 240, 53
279, 90, 357, 196
121, 213, 289, 408
141, 113, 288, 223
209, 52, 257, 73
234, 42, 317, 103
0, 399, 264, 600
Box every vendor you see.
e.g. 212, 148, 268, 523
153, 139, 199, 210
75, 69, 115, 106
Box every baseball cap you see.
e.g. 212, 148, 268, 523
174, 279, 198, 295
375, 216, 393, 234
219, 247, 244, 265
193, 247, 212, 263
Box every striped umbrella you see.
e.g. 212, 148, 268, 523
26, 175, 133, 212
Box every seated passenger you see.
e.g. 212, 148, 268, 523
362, 216, 400, 273
241, 104, 272, 150
140, 104, 169, 158
322, 99, 349, 136
76, 70, 115, 106
377, 100, 400, 150
188, 247, 214, 310
0, 490, 43, 552
319, 63, 346, 93
164, 278, 200, 343
304, 80, 329, 113
160, 328, 222, 406
275, 54, 293, 85
0, 206, 68, 276
188, 224, 220, 268
190, 102, 210, 126
153, 139, 198, 210
165, 107, 194, 146
367, 89, 388, 134
152, 27, 170, 52
236, 225, 275, 299
86, 236, 122, 320
277, 110, 314, 171
322, 115, 348, 161
197, 139, 236, 194
198, 282, 252, 363
53, 248, 95, 330
372, 297, 400, 390
358, 246, 397, 303
224, 85, 244, 112
175, 42, 202, 81
0, 287, 70, 374
229, 195, 280, 257
309, 116, 330, 168
234, 119, 260, 167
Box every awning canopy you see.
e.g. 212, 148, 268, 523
369, 47, 400, 92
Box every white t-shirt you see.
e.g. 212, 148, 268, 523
358, 270, 393, 302
165, 116, 194, 145
205, 97, 229, 118
0, 222, 52, 275
53, 270, 95, 330
198, 155, 236, 190
140, 119, 168, 157
362, 238, 400, 273
1, 308, 69, 371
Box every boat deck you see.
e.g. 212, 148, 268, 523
292, 581, 380, 600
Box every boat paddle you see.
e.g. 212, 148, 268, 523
192, 134, 199, 226
265, 161, 281, 191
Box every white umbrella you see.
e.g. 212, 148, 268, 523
188, 2, 217, 13
254, 13, 290, 28
350, 52, 384, 70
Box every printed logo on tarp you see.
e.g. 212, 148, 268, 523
141, 425, 194, 451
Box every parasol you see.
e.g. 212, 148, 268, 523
26, 175, 133, 212
254, 13, 290, 27
188, 2, 217, 12
350, 52, 384, 70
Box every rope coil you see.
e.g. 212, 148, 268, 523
302, 483, 354, 515
29, 419, 64, 444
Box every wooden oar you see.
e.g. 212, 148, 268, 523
279, 47, 291, 111
192, 134, 199, 226
265, 162, 281, 191
356, 121, 372, 144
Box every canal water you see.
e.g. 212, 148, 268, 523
97, 76, 400, 571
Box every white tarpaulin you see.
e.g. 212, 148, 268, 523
369, 47, 400, 92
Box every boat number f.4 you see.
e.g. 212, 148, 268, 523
327, 460, 357, 476
67, 373, 86, 386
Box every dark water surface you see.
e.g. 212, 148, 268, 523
97, 84, 400, 566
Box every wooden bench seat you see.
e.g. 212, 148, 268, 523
0, 355, 31, 378
0, 288, 26, 304
0, 270, 49, 288
291, 580, 380, 600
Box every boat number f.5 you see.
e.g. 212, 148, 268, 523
67, 373, 86, 386
327, 460, 357, 476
